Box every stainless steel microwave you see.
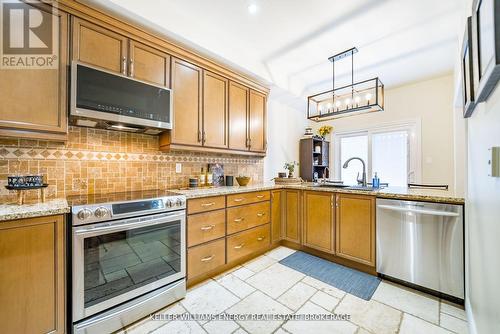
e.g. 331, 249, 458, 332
70, 62, 173, 134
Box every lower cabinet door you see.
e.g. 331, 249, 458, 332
227, 224, 270, 263
335, 194, 376, 266
303, 191, 334, 253
0, 215, 65, 334
188, 238, 226, 279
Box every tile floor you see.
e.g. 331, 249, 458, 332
121, 246, 468, 334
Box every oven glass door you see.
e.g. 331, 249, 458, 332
73, 211, 186, 321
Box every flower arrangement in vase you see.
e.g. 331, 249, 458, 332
318, 125, 333, 139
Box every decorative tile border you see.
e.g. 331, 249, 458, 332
0, 147, 263, 164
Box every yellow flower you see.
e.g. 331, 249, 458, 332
318, 125, 333, 137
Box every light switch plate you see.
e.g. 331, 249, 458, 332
176, 163, 182, 174
489, 147, 500, 177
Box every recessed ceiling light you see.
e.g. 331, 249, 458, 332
248, 3, 258, 14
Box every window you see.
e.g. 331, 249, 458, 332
334, 122, 420, 187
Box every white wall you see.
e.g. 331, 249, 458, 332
310, 74, 462, 192
464, 78, 500, 334
264, 86, 306, 181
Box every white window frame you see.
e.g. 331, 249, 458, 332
331, 119, 422, 185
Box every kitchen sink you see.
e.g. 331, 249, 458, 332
314, 182, 350, 188
345, 186, 378, 191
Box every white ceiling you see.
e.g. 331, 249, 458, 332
104, 0, 465, 97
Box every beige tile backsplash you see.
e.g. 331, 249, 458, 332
0, 127, 263, 202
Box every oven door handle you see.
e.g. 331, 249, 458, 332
73, 211, 185, 237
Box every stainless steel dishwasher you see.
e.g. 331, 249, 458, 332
376, 198, 464, 300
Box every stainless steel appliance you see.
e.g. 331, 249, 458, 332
69, 190, 186, 334
376, 198, 464, 301
70, 62, 173, 134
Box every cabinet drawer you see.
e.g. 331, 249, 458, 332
188, 209, 226, 247
188, 196, 225, 214
227, 224, 270, 263
188, 238, 226, 279
227, 191, 270, 207
227, 201, 270, 234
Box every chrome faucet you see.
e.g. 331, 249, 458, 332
343, 157, 367, 187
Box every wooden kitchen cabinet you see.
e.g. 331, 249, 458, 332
303, 191, 334, 253
169, 58, 203, 146
271, 190, 283, 243
72, 17, 128, 74
203, 71, 228, 148
248, 90, 266, 152
0, 7, 68, 141
284, 189, 301, 243
335, 194, 376, 266
228, 81, 249, 151
0, 215, 65, 334
129, 40, 170, 87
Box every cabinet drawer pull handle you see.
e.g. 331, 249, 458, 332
122, 56, 127, 75
256, 195, 264, 199
257, 236, 265, 241
233, 217, 245, 223
234, 243, 245, 249
201, 255, 214, 262
200, 224, 215, 231
201, 202, 215, 207
233, 198, 244, 202
256, 212, 266, 217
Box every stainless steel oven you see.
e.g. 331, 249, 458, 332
70, 61, 173, 133
69, 191, 186, 334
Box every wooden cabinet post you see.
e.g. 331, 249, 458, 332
271, 190, 283, 243
335, 194, 376, 266
303, 191, 334, 253
284, 189, 301, 243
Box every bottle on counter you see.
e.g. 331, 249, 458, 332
200, 167, 206, 186
207, 168, 213, 186
372, 172, 380, 188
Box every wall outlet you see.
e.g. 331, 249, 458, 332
176, 163, 182, 173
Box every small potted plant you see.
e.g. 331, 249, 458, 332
283, 161, 299, 178
318, 125, 333, 139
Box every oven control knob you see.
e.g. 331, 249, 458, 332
176, 198, 185, 207
94, 207, 109, 218
166, 199, 174, 208
77, 209, 92, 221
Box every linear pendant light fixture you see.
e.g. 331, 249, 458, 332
307, 47, 384, 121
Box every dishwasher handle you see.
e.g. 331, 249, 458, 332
377, 204, 460, 217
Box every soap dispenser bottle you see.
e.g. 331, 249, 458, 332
372, 172, 380, 188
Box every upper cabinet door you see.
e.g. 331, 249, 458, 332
203, 71, 228, 148
129, 40, 170, 87
72, 17, 128, 74
0, 7, 68, 141
249, 90, 266, 152
228, 81, 249, 151
171, 58, 202, 146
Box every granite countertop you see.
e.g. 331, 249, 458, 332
176, 182, 465, 204
0, 198, 70, 222
0, 182, 464, 222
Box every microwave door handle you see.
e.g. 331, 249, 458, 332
377, 204, 459, 217
74, 211, 185, 237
